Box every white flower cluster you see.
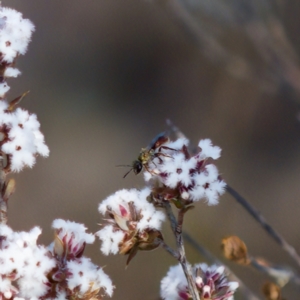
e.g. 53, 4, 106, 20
97, 188, 165, 256
0, 6, 34, 97
0, 4, 114, 300
0, 225, 56, 299
0, 100, 49, 172
61, 256, 114, 298
160, 263, 239, 300
0, 221, 114, 300
0, 6, 48, 173
145, 137, 226, 205
50, 219, 114, 299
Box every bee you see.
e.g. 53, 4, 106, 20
122, 132, 170, 178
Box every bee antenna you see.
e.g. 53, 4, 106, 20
116, 165, 132, 168
123, 168, 133, 178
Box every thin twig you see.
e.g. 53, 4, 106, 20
226, 184, 300, 269
155, 0, 278, 92
156, 238, 179, 259
164, 201, 178, 235
249, 256, 300, 287
176, 208, 200, 300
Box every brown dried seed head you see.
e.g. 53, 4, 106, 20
221, 235, 250, 265
262, 282, 282, 300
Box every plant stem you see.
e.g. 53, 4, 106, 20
156, 238, 179, 259
164, 201, 177, 235
0, 158, 7, 224
163, 202, 200, 300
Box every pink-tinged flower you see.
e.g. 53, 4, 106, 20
96, 188, 165, 265
0, 222, 113, 300
48, 220, 114, 299
144, 138, 226, 206
48, 257, 114, 300
52, 219, 95, 261
160, 263, 238, 300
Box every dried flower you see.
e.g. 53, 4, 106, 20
221, 236, 250, 265
262, 282, 282, 300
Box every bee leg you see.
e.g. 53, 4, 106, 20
159, 145, 177, 152
123, 168, 133, 178
155, 152, 172, 162
144, 164, 159, 175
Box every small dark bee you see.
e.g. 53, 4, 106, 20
122, 132, 170, 178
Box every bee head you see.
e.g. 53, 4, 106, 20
132, 160, 143, 175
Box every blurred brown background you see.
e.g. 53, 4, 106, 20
3, 0, 300, 299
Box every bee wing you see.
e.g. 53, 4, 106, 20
149, 132, 169, 150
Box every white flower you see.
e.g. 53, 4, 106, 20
97, 188, 165, 258
198, 139, 221, 160
66, 257, 114, 297
0, 101, 49, 172
160, 264, 188, 300
97, 225, 124, 255
0, 82, 9, 97
0, 6, 34, 98
0, 7, 34, 63
0, 225, 56, 299
48, 220, 114, 298
4, 67, 21, 78
144, 137, 226, 205
98, 188, 165, 232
